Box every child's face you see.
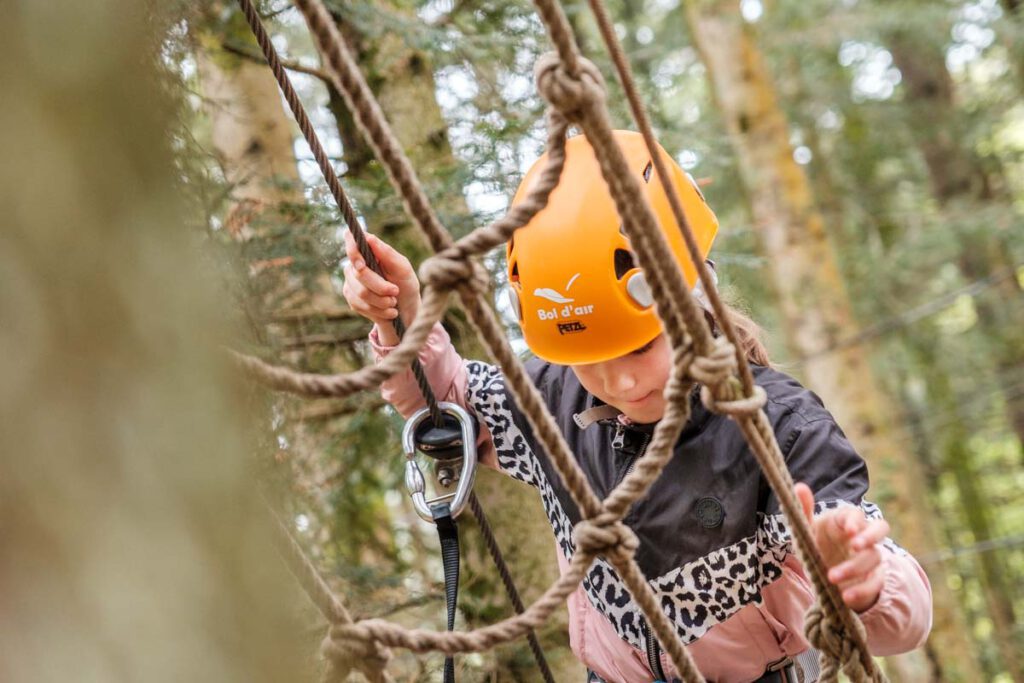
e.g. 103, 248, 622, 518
570, 333, 672, 424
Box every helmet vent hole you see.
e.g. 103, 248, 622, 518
642, 161, 653, 183
614, 249, 635, 280
510, 261, 519, 283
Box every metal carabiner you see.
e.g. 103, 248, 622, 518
402, 402, 477, 523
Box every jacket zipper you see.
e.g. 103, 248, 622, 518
612, 424, 664, 679
640, 617, 668, 681
611, 422, 652, 485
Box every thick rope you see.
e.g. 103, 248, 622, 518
230, 284, 450, 398
577, 0, 885, 678
292, 0, 453, 257
232, 0, 888, 681
266, 506, 395, 683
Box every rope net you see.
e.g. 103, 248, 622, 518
236, 0, 889, 680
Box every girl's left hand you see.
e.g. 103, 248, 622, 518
794, 483, 889, 613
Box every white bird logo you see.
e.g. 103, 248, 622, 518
534, 273, 581, 304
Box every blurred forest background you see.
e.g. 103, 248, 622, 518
4, 0, 1022, 681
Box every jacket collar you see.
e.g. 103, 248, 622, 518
573, 383, 713, 437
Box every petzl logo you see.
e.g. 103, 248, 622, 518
557, 320, 587, 335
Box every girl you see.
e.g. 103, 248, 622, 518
342, 131, 932, 682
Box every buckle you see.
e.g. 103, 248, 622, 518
766, 655, 803, 683
403, 402, 478, 523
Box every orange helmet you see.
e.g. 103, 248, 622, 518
506, 131, 718, 365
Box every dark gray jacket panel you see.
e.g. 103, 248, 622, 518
507, 359, 869, 581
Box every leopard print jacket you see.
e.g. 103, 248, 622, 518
463, 358, 904, 650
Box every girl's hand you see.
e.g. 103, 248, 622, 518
341, 231, 421, 346
795, 483, 889, 613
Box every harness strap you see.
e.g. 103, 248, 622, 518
573, 404, 623, 429
433, 504, 460, 683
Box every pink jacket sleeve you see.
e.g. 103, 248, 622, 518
857, 548, 933, 653
370, 322, 498, 468
759, 528, 933, 658
764, 507, 933, 657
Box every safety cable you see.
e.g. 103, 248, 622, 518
236, 0, 444, 428
796, 263, 1024, 362
235, 2, 554, 680
920, 532, 1024, 565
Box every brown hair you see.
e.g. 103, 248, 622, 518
702, 299, 771, 367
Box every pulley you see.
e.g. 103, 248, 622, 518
402, 402, 478, 523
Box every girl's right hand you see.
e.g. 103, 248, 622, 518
341, 231, 421, 346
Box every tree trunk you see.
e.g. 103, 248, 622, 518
0, 3, 307, 680
324, 6, 583, 679
684, 3, 980, 680
886, 29, 1024, 681
888, 29, 1024, 467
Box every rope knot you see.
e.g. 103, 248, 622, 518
534, 52, 606, 119
700, 383, 767, 418
322, 623, 392, 681
689, 337, 737, 387
805, 602, 877, 682
573, 511, 638, 563
419, 248, 489, 295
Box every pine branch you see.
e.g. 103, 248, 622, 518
221, 41, 333, 84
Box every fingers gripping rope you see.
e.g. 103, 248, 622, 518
573, 512, 640, 564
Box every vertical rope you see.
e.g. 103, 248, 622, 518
572, 0, 885, 676
583, 0, 755, 395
